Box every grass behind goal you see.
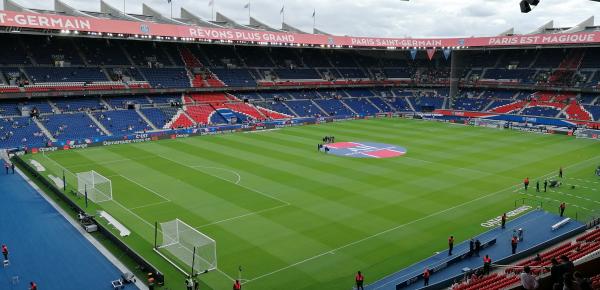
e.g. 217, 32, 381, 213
23, 118, 600, 290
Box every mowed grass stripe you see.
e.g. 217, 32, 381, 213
30, 118, 600, 290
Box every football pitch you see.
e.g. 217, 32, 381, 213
23, 118, 600, 290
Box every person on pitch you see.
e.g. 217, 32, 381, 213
448, 236, 454, 256
559, 167, 563, 178
536, 180, 540, 192
524, 177, 530, 191
233, 279, 242, 290
544, 179, 548, 192
355, 271, 365, 290
559, 202, 566, 217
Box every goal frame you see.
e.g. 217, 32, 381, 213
76, 170, 112, 203
154, 219, 217, 276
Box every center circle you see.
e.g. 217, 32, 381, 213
322, 142, 407, 158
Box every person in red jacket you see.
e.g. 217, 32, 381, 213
511, 236, 518, 254
483, 255, 492, 275
423, 268, 430, 286
524, 177, 530, 191
30, 281, 37, 290
559, 202, 566, 217
2, 244, 8, 261
232, 279, 241, 290
355, 271, 364, 290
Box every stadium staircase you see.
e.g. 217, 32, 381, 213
86, 112, 112, 136
309, 99, 330, 116
32, 118, 56, 142
135, 108, 158, 130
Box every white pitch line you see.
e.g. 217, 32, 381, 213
194, 204, 291, 229
190, 166, 242, 185
130, 200, 171, 210
244, 155, 600, 284
118, 174, 171, 202
156, 154, 291, 206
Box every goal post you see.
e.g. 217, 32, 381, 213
154, 219, 217, 276
76, 170, 112, 203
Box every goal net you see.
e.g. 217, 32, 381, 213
155, 219, 217, 275
76, 170, 112, 203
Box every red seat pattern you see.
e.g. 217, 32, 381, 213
490, 101, 528, 113
169, 111, 194, 129
187, 93, 231, 104
565, 100, 593, 121
256, 106, 293, 120
186, 104, 217, 125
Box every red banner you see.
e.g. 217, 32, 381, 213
0, 10, 599, 49
426, 48, 435, 60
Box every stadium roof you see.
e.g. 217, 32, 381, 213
0, 1, 599, 50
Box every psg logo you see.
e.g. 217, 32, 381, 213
140, 24, 150, 34
322, 142, 407, 159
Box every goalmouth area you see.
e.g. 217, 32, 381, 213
17, 118, 600, 290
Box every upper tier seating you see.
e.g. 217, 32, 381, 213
274, 68, 321, 80
79, 39, 131, 65
23, 36, 83, 65
345, 89, 375, 97
106, 96, 151, 109
25, 67, 108, 83
210, 69, 257, 87
52, 98, 105, 112
139, 68, 190, 88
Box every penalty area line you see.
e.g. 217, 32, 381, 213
194, 204, 291, 229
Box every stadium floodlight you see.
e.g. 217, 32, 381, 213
155, 219, 217, 275
76, 170, 112, 203
520, 0, 540, 13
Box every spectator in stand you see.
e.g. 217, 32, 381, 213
561, 255, 574, 274
573, 272, 592, 290
549, 258, 565, 286
563, 273, 577, 290
520, 266, 539, 290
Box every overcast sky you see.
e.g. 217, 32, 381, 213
8, 0, 599, 37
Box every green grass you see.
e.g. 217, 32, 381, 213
22, 118, 600, 290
